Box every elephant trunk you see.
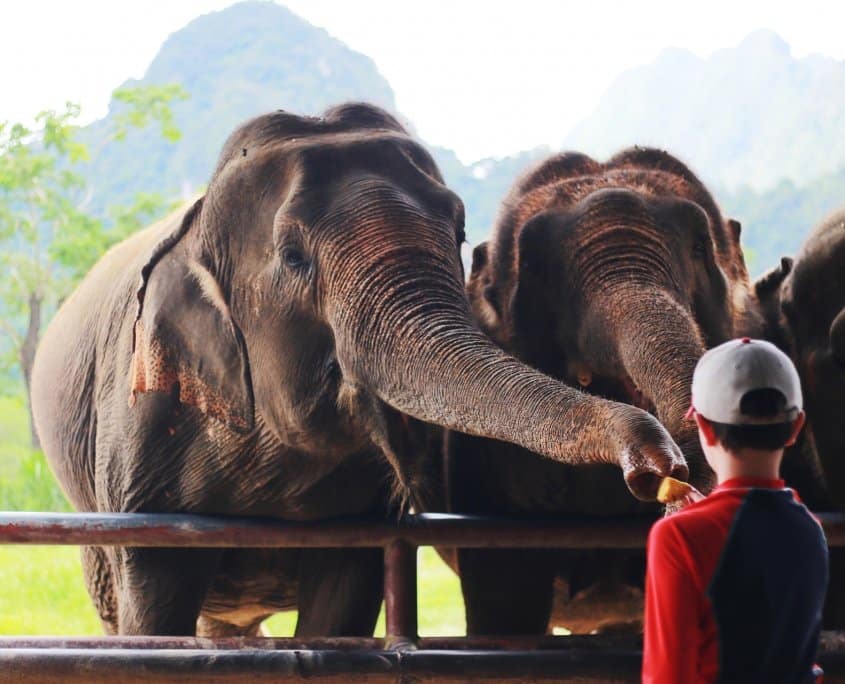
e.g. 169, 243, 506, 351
611, 289, 715, 492
328, 238, 687, 500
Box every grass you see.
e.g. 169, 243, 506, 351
0, 546, 466, 636
0, 390, 466, 636
0, 546, 101, 634
0, 395, 70, 512
0, 546, 464, 636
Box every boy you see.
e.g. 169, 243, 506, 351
642, 337, 828, 683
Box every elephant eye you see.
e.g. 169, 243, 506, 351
281, 246, 310, 273
692, 239, 707, 259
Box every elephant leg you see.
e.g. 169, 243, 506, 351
294, 548, 383, 637
197, 614, 268, 637
115, 548, 223, 635
80, 545, 118, 635
459, 548, 554, 635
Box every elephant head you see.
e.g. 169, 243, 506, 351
126, 105, 684, 502
470, 148, 754, 493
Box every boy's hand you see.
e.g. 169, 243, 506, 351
657, 476, 705, 512
674, 486, 705, 508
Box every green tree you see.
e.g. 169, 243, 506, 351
0, 85, 188, 446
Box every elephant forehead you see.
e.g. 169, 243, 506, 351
286, 132, 438, 185
290, 176, 459, 236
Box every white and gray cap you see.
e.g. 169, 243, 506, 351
688, 337, 802, 425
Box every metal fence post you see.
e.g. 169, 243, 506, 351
384, 539, 417, 649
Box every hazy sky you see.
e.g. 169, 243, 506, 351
3, 0, 845, 163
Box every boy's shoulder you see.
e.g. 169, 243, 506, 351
649, 487, 801, 594
652, 488, 747, 538
650, 486, 818, 568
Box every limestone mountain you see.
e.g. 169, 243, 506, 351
75, 5, 845, 274
79, 0, 396, 215
564, 30, 845, 192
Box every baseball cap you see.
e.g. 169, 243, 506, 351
687, 337, 802, 425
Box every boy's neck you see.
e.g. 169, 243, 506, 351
712, 447, 783, 485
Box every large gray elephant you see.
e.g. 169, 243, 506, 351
752, 207, 845, 624
31, 105, 686, 637
448, 148, 755, 635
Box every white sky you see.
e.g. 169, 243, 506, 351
2, 0, 844, 163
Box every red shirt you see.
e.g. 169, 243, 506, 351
642, 477, 827, 683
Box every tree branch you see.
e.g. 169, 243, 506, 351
0, 318, 23, 348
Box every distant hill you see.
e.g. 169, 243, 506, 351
79, 0, 395, 214
76, 5, 844, 275
720, 169, 845, 274
564, 30, 845, 192
431, 146, 549, 245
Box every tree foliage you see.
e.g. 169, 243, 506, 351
111, 84, 189, 144
0, 85, 188, 443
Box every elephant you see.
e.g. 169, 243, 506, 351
751, 207, 845, 625
31, 104, 686, 637
448, 147, 756, 635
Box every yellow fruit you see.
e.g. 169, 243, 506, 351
657, 476, 693, 504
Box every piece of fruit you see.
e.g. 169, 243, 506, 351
656, 476, 694, 504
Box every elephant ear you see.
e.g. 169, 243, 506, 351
466, 242, 500, 331
128, 199, 255, 433
510, 213, 564, 373
831, 307, 845, 366
727, 218, 742, 243
754, 256, 793, 300
469, 241, 488, 278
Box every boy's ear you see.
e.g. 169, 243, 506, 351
694, 413, 719, 447
785, 412, 806, 447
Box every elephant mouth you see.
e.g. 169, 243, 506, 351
574, 371, 657, 415
619, 376, 656, 413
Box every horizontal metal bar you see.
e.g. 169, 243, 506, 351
0, 634, 639, 651
4, 631, 843, 652
4, 645, 845, 683
0, 637, 387, 651
0, 512, 653, 548
2, 511, 844, 549
0, 648, 642, 683
3, 635, 845, 682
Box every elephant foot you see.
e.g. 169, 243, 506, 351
549, 576, 644, 635
197, 614, 268, 637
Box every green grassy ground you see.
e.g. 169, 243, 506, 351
0, 546, 464, 636
0, 393, 466, 636
0, 395, 70, 512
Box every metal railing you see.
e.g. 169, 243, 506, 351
1, 511, 844, 683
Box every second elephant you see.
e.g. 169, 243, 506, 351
449, 148, 756, 634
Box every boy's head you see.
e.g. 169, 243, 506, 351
687, 338, 805, 481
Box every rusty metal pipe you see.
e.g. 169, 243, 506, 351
3, 635, 845, 681
0, 512, 655, 548
2, 512, 844, 549
384, 540, 417, 645
0, 648, 642, 683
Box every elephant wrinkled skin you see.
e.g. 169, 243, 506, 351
31, 106, 685, 637
449, 148, 755, 635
